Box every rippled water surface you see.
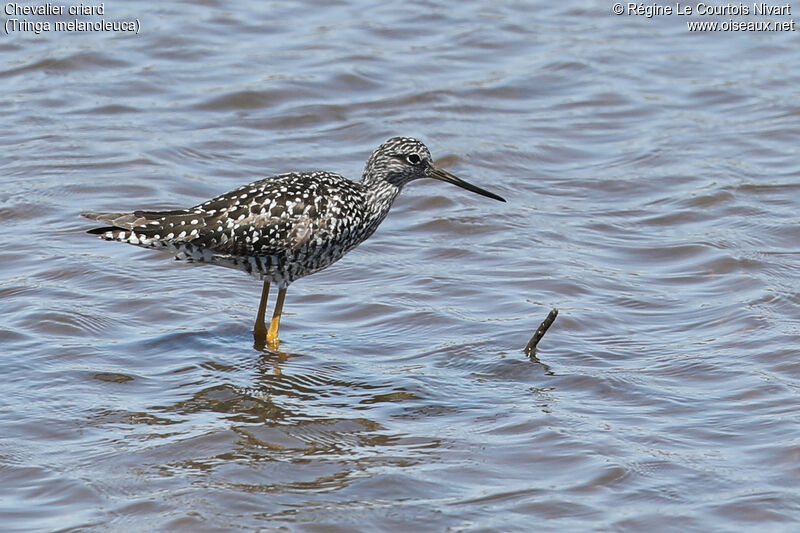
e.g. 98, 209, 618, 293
2, 1, 800, 531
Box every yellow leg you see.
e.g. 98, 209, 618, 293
267, 287, 287, 349
254, 281, 270, 340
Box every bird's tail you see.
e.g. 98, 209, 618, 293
80, 210, 203, 247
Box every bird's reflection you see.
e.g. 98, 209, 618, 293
253, 335, 301, 375
252, 334, 293, 374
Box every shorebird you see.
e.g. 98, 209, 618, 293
82, 137, 505, 349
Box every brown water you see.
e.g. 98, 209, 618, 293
2, 2, 800, 531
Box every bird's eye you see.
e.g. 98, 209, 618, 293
406, 154, 421, 165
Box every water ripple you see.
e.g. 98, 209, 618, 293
2, 1, 800, 531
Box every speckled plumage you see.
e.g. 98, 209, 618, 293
82, 137, 505, 344
85, 170, 379, 287
83, 137, 504, 287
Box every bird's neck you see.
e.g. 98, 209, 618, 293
361, 176, 402, 224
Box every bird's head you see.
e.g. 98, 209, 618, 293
362, 137, 505, 202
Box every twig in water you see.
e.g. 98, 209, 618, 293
525, 308, 558, 357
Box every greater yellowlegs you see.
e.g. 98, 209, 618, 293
82, 137, 505, 348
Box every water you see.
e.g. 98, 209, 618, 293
2, 1, 800, 531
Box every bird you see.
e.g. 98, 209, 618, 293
82, 137, 506, 349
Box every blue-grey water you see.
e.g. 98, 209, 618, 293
2, 1, 800, 531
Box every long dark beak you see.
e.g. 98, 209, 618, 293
428, 165, 506, 202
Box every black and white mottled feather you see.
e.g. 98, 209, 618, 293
82, 137, 505, 288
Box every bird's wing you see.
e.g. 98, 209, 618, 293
189, 172, 359, 257
82, 172, 361, 254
